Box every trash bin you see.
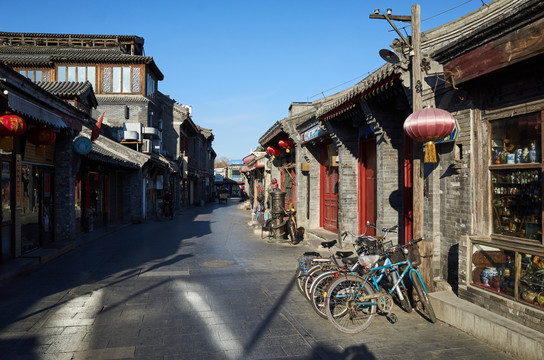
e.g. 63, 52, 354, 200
270, 190, 286, 239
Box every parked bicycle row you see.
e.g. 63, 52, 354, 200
295, 222, 436, 333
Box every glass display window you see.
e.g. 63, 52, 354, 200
491, 170, 542, 240
472, 243, 544, 309
489, 111, 543, 244
519, 253, 544, 308
472, 244, 515, 297
490, 112, 540, 165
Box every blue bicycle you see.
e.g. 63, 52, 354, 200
323, 237, 437, 333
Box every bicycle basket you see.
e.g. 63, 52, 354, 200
388, 247, 406, 264
297, 255, 316, 275
358, 237, 383, 255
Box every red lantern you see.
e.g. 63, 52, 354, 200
404, 106, 455, 163
0, 112, 26, 149
266, 145, 282, 158
278, 138, 295, 153
26, 127, 56, 156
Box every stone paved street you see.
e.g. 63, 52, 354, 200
0, 201, 515, 359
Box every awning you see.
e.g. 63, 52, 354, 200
8, 92, 67, 129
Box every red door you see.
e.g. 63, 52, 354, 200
358, 137, 377, 236
320, 143, 338, 233
403, 135, 413, 244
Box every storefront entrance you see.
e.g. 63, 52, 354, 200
20, 163, 53, 253
320, 143, 338, 233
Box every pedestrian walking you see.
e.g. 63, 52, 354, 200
163, 190, 174, 220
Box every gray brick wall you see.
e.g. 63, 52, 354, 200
54, 131, 76, 242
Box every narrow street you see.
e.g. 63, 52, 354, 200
0, 201, 514, 360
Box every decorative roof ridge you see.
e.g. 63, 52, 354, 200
95, 94, 151, 103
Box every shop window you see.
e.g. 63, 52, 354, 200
472, 245, 515, 297
520, 253, 544, 307
491, 170, 541, 239
490, 112, 542, 243
472, 244, 544, 308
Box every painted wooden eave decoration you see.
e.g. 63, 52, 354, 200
443, 16, 544, 87
318, 69, 400, 121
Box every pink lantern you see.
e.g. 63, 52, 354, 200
404, 106, 455, 163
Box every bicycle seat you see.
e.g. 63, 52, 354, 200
303, 251, 321, 257
321, 240, 337, 248
336, 251, 354, 258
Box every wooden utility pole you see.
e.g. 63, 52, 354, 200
411, 5, 423, 239
409, 4, 432, 290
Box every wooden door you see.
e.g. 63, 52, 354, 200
358, 137, 377, 236
320, 143, 338, 233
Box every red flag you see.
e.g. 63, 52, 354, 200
91, 112, 104, 142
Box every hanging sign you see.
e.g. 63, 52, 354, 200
300, 125, 326, 144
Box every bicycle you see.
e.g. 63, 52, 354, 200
296, 240, 356, 301
323, 237, 436, 334
309, 223, 413, 319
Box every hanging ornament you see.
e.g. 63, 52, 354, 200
0, 112, 26, 150
404, 106, 455, 163
266, 145, 282, 158
278, 138, 295, 153
26, 127, 56, 156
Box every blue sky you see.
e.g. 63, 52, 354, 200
3, 0, 487, 160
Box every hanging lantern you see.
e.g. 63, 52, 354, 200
278, 138, 295, 153
0, 112, 26, 149
404, 106, 455, 163
266, 145, 282, 158
27, 127, 56, 156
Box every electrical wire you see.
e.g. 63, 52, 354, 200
308, 0, 484, 100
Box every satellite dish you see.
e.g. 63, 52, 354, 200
379, 49, 400, 64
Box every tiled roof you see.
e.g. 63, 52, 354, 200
0, 47, 155, 65
0, 38, 164, 80
0, 32, 142, 41
36, 81, 93, 98
316, 63, 398, 119
88, 143, 141, 169
197, 126, 214, 139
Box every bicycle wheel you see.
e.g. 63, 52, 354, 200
303, 265, 326, 301
410, 270, 437, 323
296, 265, 321, 297
325, 274, 376, 333
309, 271, 338, 318
388, 271, 412, 313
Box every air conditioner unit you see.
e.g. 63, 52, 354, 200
142, 139, 152, 154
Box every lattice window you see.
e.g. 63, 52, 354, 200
132, 68, 140, 92
103, 67, 111, 92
